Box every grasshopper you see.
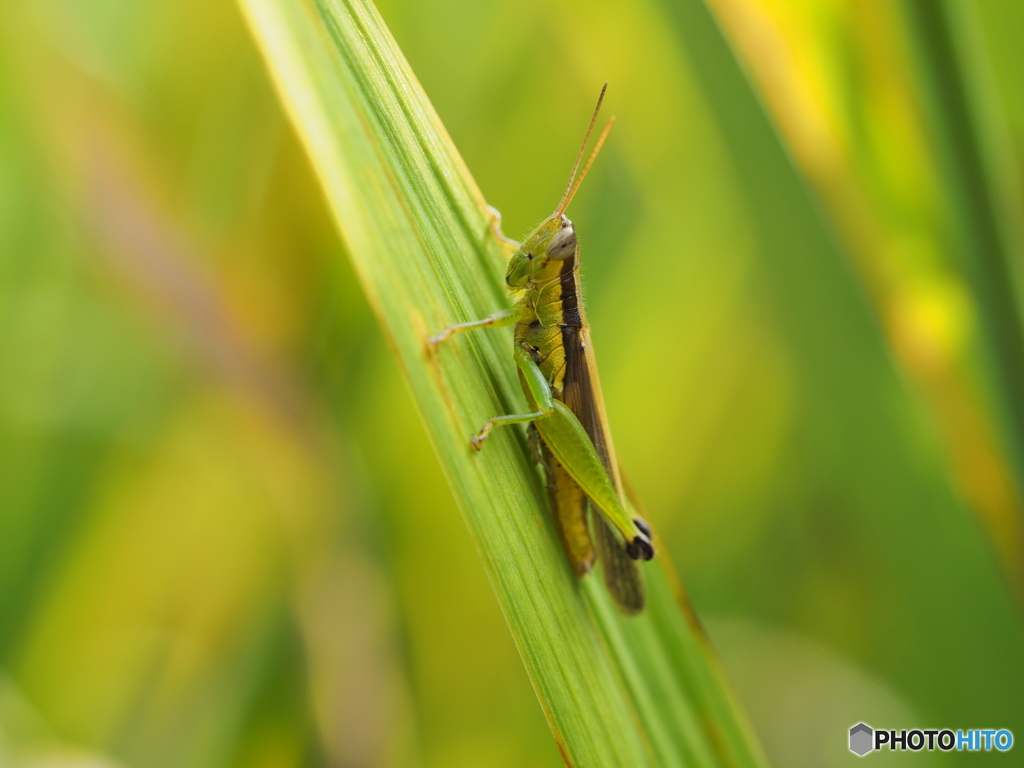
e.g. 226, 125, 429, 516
430, 84, 654, 613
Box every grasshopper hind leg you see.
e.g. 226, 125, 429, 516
626, 528, 655, 560
533, 432, 595, 576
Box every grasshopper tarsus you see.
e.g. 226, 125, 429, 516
470, 424, 493, 450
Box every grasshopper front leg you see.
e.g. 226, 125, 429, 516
474, 341, 654, 561
487, 205, 522, 250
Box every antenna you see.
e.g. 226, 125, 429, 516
554, 83, 616, 216
558, 116, 615, 216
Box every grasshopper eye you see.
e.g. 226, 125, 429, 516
546, 227, 577, 260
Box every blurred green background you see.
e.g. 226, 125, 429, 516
2, 0, 1023, 766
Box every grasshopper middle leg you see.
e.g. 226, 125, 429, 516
471, 342, 556, 449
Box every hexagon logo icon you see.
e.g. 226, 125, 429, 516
849, 723, 874, 756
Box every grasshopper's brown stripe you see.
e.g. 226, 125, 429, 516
558, 254, 582, 327
555, 247, 644, 613
558, 254, 616, 484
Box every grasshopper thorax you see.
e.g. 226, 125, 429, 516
505, 214, 577, 290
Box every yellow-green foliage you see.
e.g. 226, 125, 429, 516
1, 0, 1023, 766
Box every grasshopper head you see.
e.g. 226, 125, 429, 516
504, 215, 577, 289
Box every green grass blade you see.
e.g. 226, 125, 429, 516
237, 0, 768, 765
656, 0, 1024, 741
585, 569, 768, 768
897, 0, 1024, 520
